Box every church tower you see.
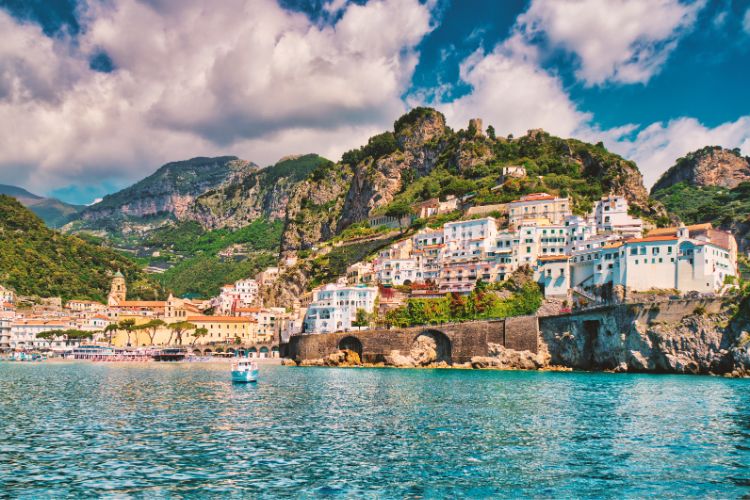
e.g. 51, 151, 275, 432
108, 270, 127, 306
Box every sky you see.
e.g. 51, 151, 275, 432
0, 0, 749, 204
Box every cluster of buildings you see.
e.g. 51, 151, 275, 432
299, 192, 738, 334
0, 266, 292, 355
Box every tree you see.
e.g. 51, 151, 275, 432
352, 309, 370, 331
139, 319, 165, 346
36, 330, 61, 349
118, 319, 137, 347
486, 125, 496, 140
191, 327, 208, 347
168, 321, 196, 346
103, 323, 119, 346
61, 329, 93, 346
385, 199, 413, 219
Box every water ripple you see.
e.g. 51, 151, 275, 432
0, 363, 748, 498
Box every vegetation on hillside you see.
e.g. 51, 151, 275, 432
383, 279, 543, 327
144, 218, 283, 255
378, 130, 658, 220
652, 181, 750, 228
156, 253, 277, 298
0, 195, 162, 302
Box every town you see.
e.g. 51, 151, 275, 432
0, 186, 738, 358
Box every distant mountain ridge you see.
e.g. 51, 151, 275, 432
75, 156, 257, 224
0, 184, 83, 228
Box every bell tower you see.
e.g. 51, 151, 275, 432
108, 270, 127, 306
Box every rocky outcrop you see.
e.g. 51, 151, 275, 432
280, 164, 353, 252
471, 343, 548, 370
541, 305, 750, 376
187, 154, 327, 229
337, 109, 447, 228
652, 146, 750, 193
74, 156, 255, 224
299, 349, 362, 367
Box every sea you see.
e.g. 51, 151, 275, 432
0, 362, 748, 498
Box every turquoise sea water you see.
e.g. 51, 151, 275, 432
0, 363, 748, 498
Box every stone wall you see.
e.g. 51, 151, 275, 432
286, 298, 736, 373
287, 319, 526, 365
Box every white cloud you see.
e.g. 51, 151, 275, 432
743, 7, 750, 34
606, 116, 750, 188
0, 0, 434, 199
439, 34, 592, 138
517, 0, 705, 85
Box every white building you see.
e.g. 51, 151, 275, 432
508, 193, 571, 227
0, 285, 16, 305
303, 284, 377, 334
10, 319, 71, 351
377, 258, 419, 286
216, 278, 259, 314
565, 224, 737, 297
593, 194, 643, 237
0, 316, 11, 351
443, 217, 497, 256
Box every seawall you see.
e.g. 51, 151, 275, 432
286, 298, 749, 375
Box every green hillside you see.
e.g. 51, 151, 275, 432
0, 184, 84, 227
0, 195, 162, 302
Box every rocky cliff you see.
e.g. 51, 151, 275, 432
187, 154, 329, 229
75, 156, 256, 223
539, 299, 750, 376
280, 107, 666, 254
652, 146, 750, 193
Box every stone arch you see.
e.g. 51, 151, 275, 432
412, 330, 452, 365
203, 348, 213, 354
259, 346, 269, 358
271, 346, 280, 358
227, 347, 236, 355
338, 336, 363, 359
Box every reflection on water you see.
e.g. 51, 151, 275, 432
0, 363, 748, 497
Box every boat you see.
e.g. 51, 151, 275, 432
231, 359, 259, 383
152, 348, 187, 362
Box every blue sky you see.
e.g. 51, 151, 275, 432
0, 0, 749, 204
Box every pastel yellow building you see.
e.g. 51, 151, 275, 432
185, 316, 259, 345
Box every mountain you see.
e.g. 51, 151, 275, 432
652, 146, 750, 193
73, 156, 257, 225
187, 154, 332, 229
279, 108, 666, 254
262, 108, 668, 306
0, 184, 84, 227
651, 146, 750, 250
0, 195, 162, 302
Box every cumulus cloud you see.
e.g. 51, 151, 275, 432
517, 0, 705, 86
743, 7, 750, 34
439, 34, 591, 138
607, 116, 750, 188
0, 0, 434, 200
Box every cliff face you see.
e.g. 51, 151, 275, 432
539, 300, 750, 376
280, 162, 353, 252
338, 110, 447, 228
76, 156, 255, 222
187, 154, 329, 229
652, 146, 750, 193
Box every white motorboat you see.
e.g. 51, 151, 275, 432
231, 359, 258, 383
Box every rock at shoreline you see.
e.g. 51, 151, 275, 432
471, 343, 547, 370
